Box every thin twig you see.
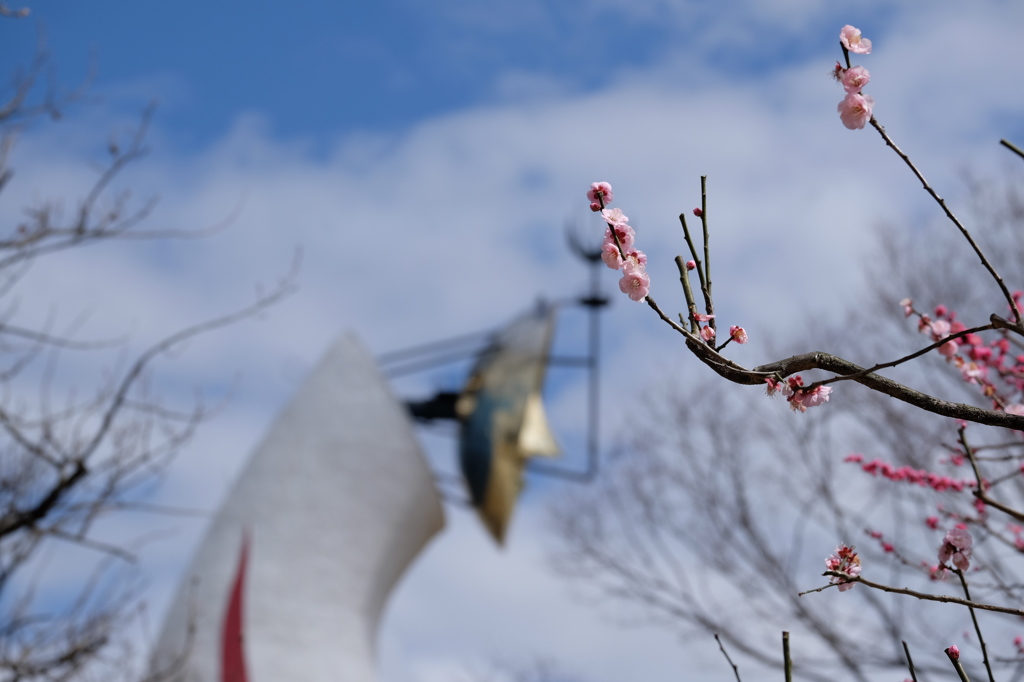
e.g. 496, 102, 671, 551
869, 117, 1021, 324
714, 634, 742, 682
954, 568, 995, 682
961, 427, 1024, 523
902, 641, 918, 682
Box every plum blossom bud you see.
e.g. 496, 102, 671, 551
839, 25, 872, 54
685, 260, 696, 271
900, 298, 913, 317
589, 202, 602, 212
587, 182, 613, 206
692, 207, 703, 217
729, 325, 748, 344
946, 645, 960, 661
838, 92, 874, 129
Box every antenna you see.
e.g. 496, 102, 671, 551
527, 221, 608, 482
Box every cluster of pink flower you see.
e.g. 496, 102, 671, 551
903, 297, 1024, 414
844, 453, 976, 492
825, 544, 861, 591
938, 527, 973, 571
765, 374, 832, 412
587, 182, 650, 302
834, 25, 874, 130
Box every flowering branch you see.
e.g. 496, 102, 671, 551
814, 571, 1024, 618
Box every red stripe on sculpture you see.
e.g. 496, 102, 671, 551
221, 534, 251, 682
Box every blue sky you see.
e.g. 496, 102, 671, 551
3, 1, 1024, 680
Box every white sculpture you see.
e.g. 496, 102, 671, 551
150, 334, 445, 682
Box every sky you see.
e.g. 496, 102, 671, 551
2, 1, 1024, 680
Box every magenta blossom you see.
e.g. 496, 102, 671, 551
587, 182, 613, 207
938, 527, 973, 571
618, 263, 650, 302
841, 65, 870, 94
685, 259, 696, 271
946, 645, 960, 661
840, 25, 872, 54
838, 92, 874, 129
825, 544, 861, 591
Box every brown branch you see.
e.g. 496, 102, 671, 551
817, 571, 1024, 618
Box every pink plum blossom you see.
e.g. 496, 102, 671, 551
938, 527, 972, 571
839, 25, 872, 54
729, 325, 748, 344
838, 92, 874, 129
841, 65, 870, 93
601, 241, 623, 270
825, 544, 861, 591
700, 325, 715, 341
601, 207, 629, 227
605, 223, 635, 250
618, 264, 650, 302
693, 313, 715, 322
587, 182, 613, 207
798, 385, 832, 409
900, 298, 913, 317
623, 249, 647, 271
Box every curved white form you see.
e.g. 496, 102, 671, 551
150, 334, 445, 682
